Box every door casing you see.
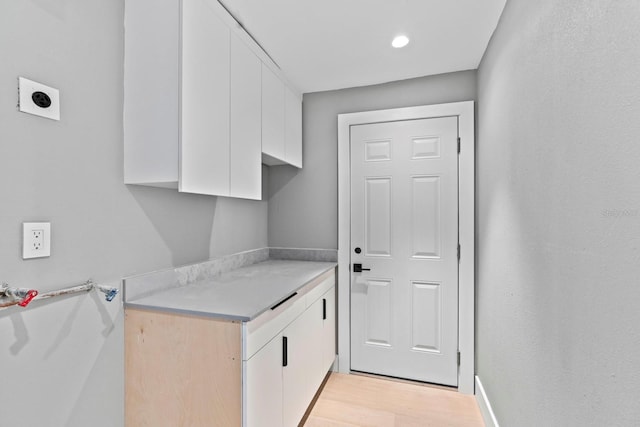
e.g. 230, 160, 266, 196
337, 101, 475, 394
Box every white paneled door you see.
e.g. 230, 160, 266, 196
350, 117, 459, 386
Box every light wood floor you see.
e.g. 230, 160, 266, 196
303, 373, 484, 427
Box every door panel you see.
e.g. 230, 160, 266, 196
364, 279, 393, 347
411, 281, 441, 353
350, 117, 459, 386
411, 175, 440, 258
411, 136, 440, 159
364, 139, 392, 161
365, 177, 392, 257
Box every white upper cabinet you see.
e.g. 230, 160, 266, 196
124, 0, 301, 197
180, 0, 230, 195
124, 0, 180, 188
230, 34, 262, 200
285, 86, 303, 168
261, 65, 303, 168
261, 64, 286, 165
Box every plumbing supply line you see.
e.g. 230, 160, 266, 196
0, 280, 120, 309
36, 281, 94, 300
95, 284, 120, 302
0, 285, 38, 308
0, 300, 22, 309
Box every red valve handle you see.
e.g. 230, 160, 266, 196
18, 290, 38, 307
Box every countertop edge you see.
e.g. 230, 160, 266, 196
123, 302, 250, 322
124, 261, 337, 322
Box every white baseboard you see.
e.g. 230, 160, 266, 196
475, 376, 499, 427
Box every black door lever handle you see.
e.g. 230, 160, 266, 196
353, 263, 371, 273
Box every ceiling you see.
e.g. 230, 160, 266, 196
219, 0, 507, 94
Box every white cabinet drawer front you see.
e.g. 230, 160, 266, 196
304, 272, 335, 308
245, 269, 335, 359
245, 295, 305, 360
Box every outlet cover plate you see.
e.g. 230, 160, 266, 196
23, 222, 51, 259
18, 77, 60, 121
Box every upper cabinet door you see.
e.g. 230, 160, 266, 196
124, 0, 181, 187
230, 34, 262, 200
285, 87, 303, 168
180, 0, 230, 196
261, 64, 286, 163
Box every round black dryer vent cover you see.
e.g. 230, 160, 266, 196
32, 91, 52, 108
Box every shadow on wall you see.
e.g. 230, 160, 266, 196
0, 288, 120, 354
30, 0, 67, 20
127, 185, 217, 267
268, 164, 300, 198
66, 309, 125, 427
7, 311, 29, 354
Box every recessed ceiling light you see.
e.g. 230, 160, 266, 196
392, 35, 410, 48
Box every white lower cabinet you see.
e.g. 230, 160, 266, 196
283, 305, 317, 426
125, 268, 336, 427
307, 285, 337, 394
245, 274, 336, 427
321, 287, 336, 373
246, 331, 284, 427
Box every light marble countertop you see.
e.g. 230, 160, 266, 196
124, 259, 336, 321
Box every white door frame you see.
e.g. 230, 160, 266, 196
337, 101, 475, 394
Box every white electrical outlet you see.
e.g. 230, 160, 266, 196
18, 77, 60, 121
23, 222, 51, 259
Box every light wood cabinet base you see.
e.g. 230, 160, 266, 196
125, 309, 242, 427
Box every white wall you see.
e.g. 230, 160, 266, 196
268, 70, 477, 249
477, 0, 640, 425
0, 1, 267, 426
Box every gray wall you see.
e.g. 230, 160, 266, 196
0, 1, 266, 426
476, 1, 640, 425
268, 70, 477, 249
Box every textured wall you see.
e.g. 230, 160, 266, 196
476, 1, 640, 425
0, 1, 266, 426
268, 70, 477, 249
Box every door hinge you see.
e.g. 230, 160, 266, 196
457, 244, 461, 262
457, 351, 461, 366
457, 137, 461, 153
